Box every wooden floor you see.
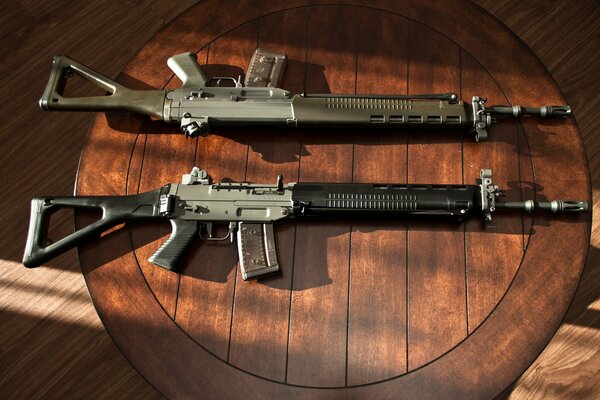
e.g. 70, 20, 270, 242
0, 1, 597, 398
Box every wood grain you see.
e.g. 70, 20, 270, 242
0, 1, 198, 398
406, 20, 467, 369
227, 8, 309, 381
286, 6, 357, 386
0, 1, 597, 399
461, 50, 524, 332
347, 8, 409, 385
75, 1, 589, 398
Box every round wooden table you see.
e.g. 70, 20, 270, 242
74, 1, 591, 398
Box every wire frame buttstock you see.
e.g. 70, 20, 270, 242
39, 55, 166, 118
22, 190, 162, 268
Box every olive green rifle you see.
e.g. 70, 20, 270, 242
23, 168, 587, 279
39, 49, 571, 141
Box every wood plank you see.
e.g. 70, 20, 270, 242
227, 7, 309, 381
461, 50, 523, 331
406, 20, 466, 370
347, 8, 408, 385
285, 5, 357, 387
174, 21, 257, 359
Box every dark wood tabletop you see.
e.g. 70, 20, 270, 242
69, 1, 590, 398
3, 1, 597, 399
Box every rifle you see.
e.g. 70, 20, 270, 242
23, 168, 588, 279
39, 48, 571, 141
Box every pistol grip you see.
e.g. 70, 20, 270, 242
167, 52, 207, 88
149, 219, 199, 271
236, 222, 280, 280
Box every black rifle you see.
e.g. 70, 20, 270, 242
23, 168, 587, 279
